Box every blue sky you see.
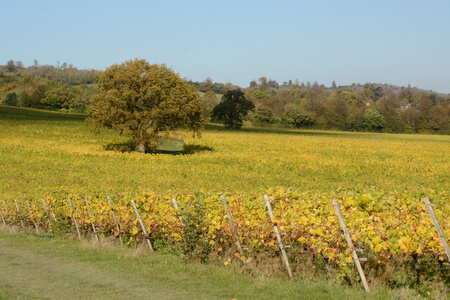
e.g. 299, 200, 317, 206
1, 0, 449, 93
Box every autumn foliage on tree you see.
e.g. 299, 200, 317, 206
88, 59, 205, 153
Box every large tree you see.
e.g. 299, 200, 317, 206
212, 89, 254, 129
88, 59, 205, 153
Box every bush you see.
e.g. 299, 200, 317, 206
5, 92, 18, 106
180, 193, 211, 263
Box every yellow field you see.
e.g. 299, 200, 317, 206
0, 106, 448, 200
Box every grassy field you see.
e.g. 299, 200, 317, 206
0, 105, 448, 200
0, 226, 422, 299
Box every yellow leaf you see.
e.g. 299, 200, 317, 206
131, 226, 139, 235
372, 236, 382, 245
374, 243, 383, 252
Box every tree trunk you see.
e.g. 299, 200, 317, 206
138, 142, 146, 153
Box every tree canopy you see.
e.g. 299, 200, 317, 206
1, 59, 448, 134
88, 59, 205, 153
212, 89, 254, 129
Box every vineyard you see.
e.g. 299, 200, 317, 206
1, 106, 450, 293
1, 188, 449, 289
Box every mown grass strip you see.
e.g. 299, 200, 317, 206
0, 227, 413, 299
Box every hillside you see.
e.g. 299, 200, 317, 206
1, 61, 449, 134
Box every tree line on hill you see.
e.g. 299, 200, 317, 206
201, 77, 450, 134
0, 60, 97, 112
0, 60, 449, 134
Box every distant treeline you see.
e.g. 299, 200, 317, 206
0, 60, 97, 112
187, 77, 240, 95
199, 77, 450, 134
1, 61, 449, 134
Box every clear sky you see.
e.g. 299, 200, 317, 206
1, 0, 449, 93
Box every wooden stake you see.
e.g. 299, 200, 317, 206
26, 200, 39, 231
221, 195, 245, 258
41, 199, 49, 214
84, 196, 99, 242
108, 196, 123, 246
68, 198, 82, 240
0, 207, 5, 225
41, 199, 52, 230
171, 198, 184, 226
48, 202, 57, 222
332, 199, 370, 293
14, 199, 24, 227
2, 201, 9, 223
424, 197, 450, 262
131, 200, 154, 251
264, 194, 293, 279
42, 198, 57, 221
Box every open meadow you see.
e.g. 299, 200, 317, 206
1, 105, 450, 297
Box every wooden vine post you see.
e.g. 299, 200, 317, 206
0, 207, 5, 225
41, 199, 53, 230
42, 199, 49, 214
41, 199, 50, 230
171, 198, 184, 226
2, 201, 9, 223
84, 196, 99, 242
42, 198, 57, 222
264, 194, 293, 279
221, 195, 245, 258
26, 200, 39, 231
424, 197, 450, 262
14, 199, 24, 227
49, 203, 57, 222
107, 196, 123, 246
332, 199, 370, 293
131, 200, 154, 251
68, 198, 82, 240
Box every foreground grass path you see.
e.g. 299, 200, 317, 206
0, 228, 412, 299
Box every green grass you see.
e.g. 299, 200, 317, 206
0, 105, 86, 121
0, 227, 420, 299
